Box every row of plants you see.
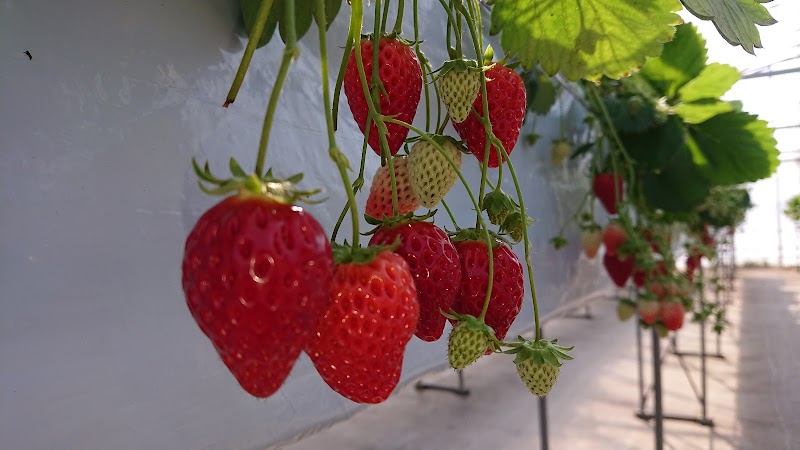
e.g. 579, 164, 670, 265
179, 0, 778, 406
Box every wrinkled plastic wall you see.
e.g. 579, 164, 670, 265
0, 1, 612, 449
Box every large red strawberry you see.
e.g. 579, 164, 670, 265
452, 236, 524, 344
182, 192, 334, 398
306, 248, 419, 404
369, 222, 461, 342
659, 299, 685, 331
365, 157, 420, 219
593, 173, 624, 215
451, 64, 526, 168
603, 253, 634, 287
602, 221, 628, 256
343, 37, 422, 156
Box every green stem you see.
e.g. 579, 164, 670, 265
412, 0, 430, 132
441, 199, 460, 230
255, 0, 298, 177
316, 0, 359, 246
380, 0, 391, 35
392, 0, 405, 34
224, 0, 274, 107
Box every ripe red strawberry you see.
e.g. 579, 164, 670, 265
365, 157, 420, 219
593, 173, 624, 215
182, 193, 334, 398
581, 226, 603, 259
369, 222, 461, 342
686, 254, 700, 282
452, 237, 524, 344
602, 221, 628, 256
406, 137, 462, 208
659, 300, 685, 331
306, 249, 419, 404
603, 252, 634, 287
451, 64, 526, 168
637, 296, 660, 325
343, 37, 422, 156
633, 267, 646, 288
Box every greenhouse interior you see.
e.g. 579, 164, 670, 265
1, 1, 799, 449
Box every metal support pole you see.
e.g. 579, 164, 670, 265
538, 326, 549, 450
699, 264, 709, 420
538, 394, 549, 450
652, 327, 664, 450
415, 370, 470, 396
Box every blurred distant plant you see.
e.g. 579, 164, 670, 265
785, 194, 800, 224
697, 186, 752, 229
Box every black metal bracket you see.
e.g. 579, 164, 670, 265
415, 369, 470, 396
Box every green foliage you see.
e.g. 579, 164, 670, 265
697, 186, 752, 228
680, 0, 777, 54
489, 0, 682, 81
240, 0, 342, 48
688, 112, 779, 185
784, 194, 800, 223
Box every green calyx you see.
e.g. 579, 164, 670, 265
359, 32, 419, 47
433, 58, 485, 78
331, 241, 399, 265
500, 211, 535, 244
448, 227, 506, 248
192, 157, 320, 204
482, 189, 519, 226
363, 210, 437, 234
504, 337, 574, 368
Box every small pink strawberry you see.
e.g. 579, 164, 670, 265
659, 299, 685, 331
581, 225, 602, 259
637, 296, 660, 325
365, 157, 419, 219
602, 221, 628, 256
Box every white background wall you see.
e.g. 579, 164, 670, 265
0, 1, 611, 449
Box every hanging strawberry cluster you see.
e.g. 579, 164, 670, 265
180, 0, 573, 404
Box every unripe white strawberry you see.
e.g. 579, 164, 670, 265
365, 156, 419, 219
516, 359, 561, 397
437, 60, 481, 123
551, 140, 572, 166
448, 321, 489, 369
407, 137, 462, 208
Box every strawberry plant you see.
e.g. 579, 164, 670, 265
180, 0, 781, 406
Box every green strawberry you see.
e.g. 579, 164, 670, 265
407, 136, 462, 208
500, 211, 533, 244
482, 189, 517, 226
437, 59, 481, 123
616, 298, 636, 321
551, 140, 572, 166
506, 337, 573, 397
447, 317, 492, 370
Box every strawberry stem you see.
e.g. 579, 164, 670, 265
255, 0, 298, 177
392, 0, 405, 35
224, 0, 274, 107
315, 0, 360, 246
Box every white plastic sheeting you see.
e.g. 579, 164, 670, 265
0, 1, 613, 449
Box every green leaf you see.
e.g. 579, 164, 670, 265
643, 149, 711, 212
603, 94, 662, 133
240, 0, 278, 48
674, 99, 734, 124
278, 2, 314, 44
680, 0, 777, 54
677, 63, 741, 102
620, 116, 685, 168
688, 111, 779, 185
489, 0, 682, 81
528, 71, 556, 115
639, 23, 707, 98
